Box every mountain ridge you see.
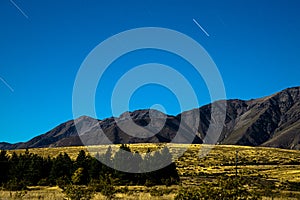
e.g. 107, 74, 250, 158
1, 86, 300, 150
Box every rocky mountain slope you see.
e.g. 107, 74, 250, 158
1, 87, 300, 150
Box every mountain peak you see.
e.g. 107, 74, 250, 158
118, 109, 168, 120
1, 86, 300, 150
75, 115, 98, 121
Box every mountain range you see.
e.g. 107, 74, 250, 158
1, 86, 300, 150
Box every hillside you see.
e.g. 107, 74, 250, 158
1, 86, 300, 150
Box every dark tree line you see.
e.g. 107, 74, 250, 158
0, 145, 179, 190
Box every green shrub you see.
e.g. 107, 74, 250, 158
117, 186, 129, 194
5, 178, 27, 191
72, 168, 85, 185
37, 178, 49, 186
175, 177, 261, 200
150, 188, 164, 196
89, 175, 116, 200
57, 176, 71, 189
144, 179, 156, 187
63, 184, 94, 200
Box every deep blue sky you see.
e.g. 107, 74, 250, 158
1, 0, 300, 143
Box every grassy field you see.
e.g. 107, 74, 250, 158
3, 144, 300, 199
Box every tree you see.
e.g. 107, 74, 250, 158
75, 150, 89, 184
159, 147, 179, 186
161, 146, 172, 164
8, 150, 38, 185
113, 144, 133, 172
25, 154, 44, 185
0, 145, 181, 191
90, 173, 116, 200
76, 150, 87, 169
132, 151, 143, 173
49, 153, 73, 186
104, 146, 112, 167
72, 167, 85, 185
0, 150, 9, 184
87, 156, 102, 181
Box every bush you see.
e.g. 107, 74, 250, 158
5, 178, 27, 191
72, 168, 85, 185
63, 184, 94, 200
175, 177, 261, 200
99, 182, 115, 199
145, 179, 156, 187
37, 178, 49, 186
117, 186, 129, 194
280, 180, 300, 191
57, 176, 71, 189
89, 174, 116, 200
175, 187, 205, 200
150, 188, 164, 196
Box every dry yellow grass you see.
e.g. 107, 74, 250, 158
7, 144, 300, 182
0, 186, 64, 200
2, 144, 300, 199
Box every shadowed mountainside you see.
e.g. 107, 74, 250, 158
1, 86, 300, 150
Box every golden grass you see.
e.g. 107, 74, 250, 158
0, 186, 65, 200
3, 144, 300, 199
7, 144, 300, 182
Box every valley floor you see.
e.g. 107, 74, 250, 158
2, 144, 300, 199
1, 186, 300, 200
